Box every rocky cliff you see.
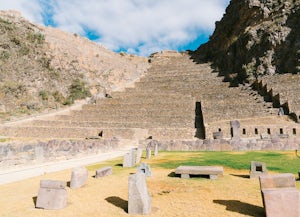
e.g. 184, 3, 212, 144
194, 0, 299, 85
0, 10, 149, 121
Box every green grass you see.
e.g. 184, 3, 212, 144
151, 151, 300, 174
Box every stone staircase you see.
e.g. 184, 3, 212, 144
0, 51, 297, 140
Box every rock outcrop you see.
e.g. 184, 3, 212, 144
194, 0, 299, 85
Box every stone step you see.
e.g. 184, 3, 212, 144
134, 79, 226, 87
102, 128, 196, 140
0, 126, 195, 140
25, 120, 194, 128
110, 90, 191, 97
139, 74, 222, 82
0, 126, 99, 139
55, 114, 194, 122
70, 108, 194, 117
132, 83, 230, 92
95, 98, 193, 105
81, 104, 194, 112
144, 70, 217, 78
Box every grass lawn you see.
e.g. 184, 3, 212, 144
149, 151, 300, 174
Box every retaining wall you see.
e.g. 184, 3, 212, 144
0, 138, 119, 169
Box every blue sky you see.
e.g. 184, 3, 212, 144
0, 0, 229, 56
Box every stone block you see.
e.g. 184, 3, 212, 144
259, 173, 296, 190
123, 151, 135, 168
154, 144, 158, 156
213, 131, 223, 139
230, 120, 240, 140
36, 180, 67, 210
70, 166, 88, 189
175, 166, 223, 180
137, 163, 152, 177
136, 148, 143, 164
128, 172, 151, 215
262, 188, 300, 217
95, 166, 112, 178
146, 148, 151, 159
250, 161, 267, 178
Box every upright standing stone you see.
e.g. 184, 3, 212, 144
70, 166, 89, 189
230, 120, 240, 140
128, 172, 151, 215
146, 148, 151, 159
36, 180, 67, 210
123, 150, 135, 168
136, 148, 143, 164
259, 173, 300, 217
250, 161, 267, 178
262, 189, 300, 217
137, 163, 152, 177
154, 143, 158, 157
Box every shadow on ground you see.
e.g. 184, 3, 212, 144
230, 174, 250, 179
168, 172, 180, 178
213, 200, 265, 217
32, 196, 37, 207
105, 196, 128, 213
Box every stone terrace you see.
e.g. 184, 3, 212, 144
257, 74, 300, 122
0, 51, 298, 140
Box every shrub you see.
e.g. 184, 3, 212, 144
64, 79, 91, 105
39, 90, 49, 101
52, 91, 65, 104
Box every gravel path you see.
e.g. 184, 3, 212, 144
0, 146, 134, 185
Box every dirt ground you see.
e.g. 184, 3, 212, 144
0, 154, 271, 217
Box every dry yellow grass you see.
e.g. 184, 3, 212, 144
0, 155, 270, 217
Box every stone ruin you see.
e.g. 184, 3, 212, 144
36, 180, 67, 210
70, 166, 89, 189
137, 163, 152, 177
128, 172, 151, 215
250, 161, 267, 178
123, 148, 136, 168
95, 166, 112, 178
146, 140, 159, 159
259, 173, 300, 217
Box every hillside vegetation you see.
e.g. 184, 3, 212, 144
0, 10, 149, 121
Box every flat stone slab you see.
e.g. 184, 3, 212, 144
175, 166, 223, 180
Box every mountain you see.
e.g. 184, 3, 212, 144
194, 0, 299, 85
0, 10, 149, 121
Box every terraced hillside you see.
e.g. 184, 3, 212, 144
0, 51, 298, 141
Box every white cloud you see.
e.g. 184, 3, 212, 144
0, 0, 43, 23
0, 0, 229, 56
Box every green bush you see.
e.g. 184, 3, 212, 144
64, 79, 91, 105
39, 90, 49, 101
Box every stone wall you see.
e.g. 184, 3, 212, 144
0, 138, 119, 169
141, 137, 300, 152
206, 124, 299, 139
1, 136, 300, 169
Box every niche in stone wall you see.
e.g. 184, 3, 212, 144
195, 102, 205, 139
242, 128, 246, 135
